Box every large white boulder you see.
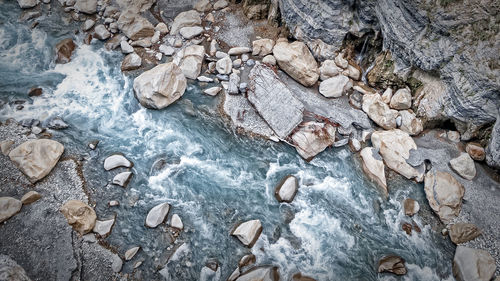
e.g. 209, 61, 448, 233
231, 219, 262, 247
424, 171, 465, 223
104, 154, 132, 170
133, 62, 187, 109
450, 153, 476, 180
272, 40, 319, 87
216, 56, 232, 75
179, 45, 205, 80
9, 139, 64, 183
453, 246, 496, 281
318, 75, 350, 98
319, 60, 341, 80
145, 202, 170, 228
0, 197, 22, 223
362, 93, 398, 130
291, 121, 336, 161
390, 88, 412, 110
360, 147, 387, 194
117, 11, 155, 40
398, 110, 423, 136
274, 175, 298, 203
170, 10, 201, 34
252, 39, 274, 56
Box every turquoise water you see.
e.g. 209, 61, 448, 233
0, 2, 455, 280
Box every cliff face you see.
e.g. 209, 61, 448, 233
279, 0, 500, 140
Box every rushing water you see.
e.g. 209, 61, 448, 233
0, 2, 456, 280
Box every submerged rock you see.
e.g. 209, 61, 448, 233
449, 153, 476, 180
55, 38, 76, 64
104, 154, 132, 170
274, 175, 298, 203
453, 246, 496, 281
378, 255, 407, 275
145, 202, 170, 228
231, 219, 262, 247
236, 266, 279, 281
360, 147, 387, 193
117, 11, 154, 40
272, 40, 319, 87
0, 255, 31, 281
0, 197, 22, 223
449, 223, 481, 244
60, 200, 97, 235
21, 191, 41, 205
9, 139, 64, 183
133, 63, 187, 109
291, 121, 336, 161
424, 171, 464, 223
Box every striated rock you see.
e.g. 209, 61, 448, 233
17, 0, 38, 8
103, 154, 132, 170
291, 121, 336, 161
449, 223, 481, 244
125, 246, 140, 261
0, 197, 22, 223
216, 56, 232, 75
378, 255, 407, 275
133, 63, 187, 109
389, 88, 412, 110
145, 202, 170, 228
93, 218, 115, 237
204, 87, 222, 96
319, 60, 341, 81
121, 53, 141, 71
362, 93, 398, 130
180, 45, 205, 79
272, 40, 319, 87
466, 142, 485, 161
412, 70, 447, 126
94, 25, 111, 40
274, 175, 298, 203
403, 198, 419, 216
450, 153, 476, 180
112, 171, 132, 187
194, 0, 212, 12
21, 191, 41, 205
55, 38, 76, 64
179, 26, 203, 39
371, 129, 424, 182
74, 0, 97, 14
231, 219, 262, 247
247, 63, 304, 139
360, 147, 387, 193
60, 200, 96, 235
453, 246, 496, 281
236, 266, 279, 281
9, 139, 64, 183
424, 171, 465, 223
486, 116, 500, 169
0, 255, 31, 281
399, 110, 423, 136
252, 39, 274, 56
117, 11, 154, 40
170, 214, 183, 230
318, 75, 350, 98
170, 10, 201, 35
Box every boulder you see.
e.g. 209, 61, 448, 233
291, 121, 336, 161
360, 147, 387, 193
272, 41, 319, 87
17, 0, 38, 8
318, 75, 350, 98
424, 171, 465, 223
247, 63, 304, 139
125, 246, 140, 261
60, 200, 97, 235
216, 56, 232, 75
180, 45, 205, 80
83, 19, 95, 31
194, 0, 212, 12
0, 197, 22, 223
74, 0, 97, 14
449, 223, 481, 244
274, 175, 298, 203
121, 53, 142, 71
93, 218, 115, 237
403, 198, 419, 216
319, 60, 341, 80
381, 88, 392, 104
453, 246, 496, 281
450, 153, 476, 180
362, 93, 398, 130
103, 154, 132, 170
155, 22, 169, 35
21, 191, 41, 205
112, 171, 133, 187
145, 202, 170, 228
252, 39, 274, 56
204, 87, 222, 96
94, 25, 111, 40
228, 73, 240, 95
346, 64, 361, 80
9, 139, 64, 183
262, 55, 276, 65
334, 53, 348, 69
0, 255, 31, 281
55, 38, 76, 64
389, 88, 412, 110
228, 47, 251, 56
236, 266, 279, 281
179, 26, 203, 39
111, 254, 122, 273
159, 45, 175, 56
170, 214, 183, 230
378, 255, 407, 275
133, 62, 187, 109
231, 219, 262, 247
170, 10, 201, 35
238, 254, 256, 268
371, 129, 424, 182
466, 142, 485, 161
399, 110, 423, 136
117, 11, 155, 40
213, 0, 229, 10
0, 140, 14, 156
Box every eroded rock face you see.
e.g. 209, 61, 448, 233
133, 63, 187, 109
231, 219, 262, 247
9, 139, 64, 183
60, 200, 97, 235
117, 11, 155, 40
0, 255, 31, 281
424, 171, 465, 223
453, 246, 496, 281
362, 93, 398, 130
272, 40, 319, 87
55, 38, 76, 64
0, 197, 22, 223
360, 147, 387, 194
449, 223, 481, 244
378, 255, 407, 275
274, 175, 298, 203
236, 266, 279, 281
291, 121, 336, 161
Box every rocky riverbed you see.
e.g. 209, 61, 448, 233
0, 0, 499, 280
